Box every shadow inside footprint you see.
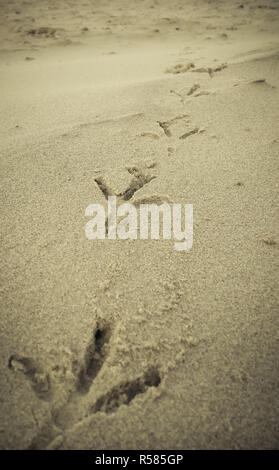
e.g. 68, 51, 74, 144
77, 324, 112, 394
121, 172, 156, 201
90, 366, 161, 414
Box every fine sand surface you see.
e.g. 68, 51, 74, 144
0, 0, 278, 449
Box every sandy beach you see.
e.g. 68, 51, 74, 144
0, 0, 278, 449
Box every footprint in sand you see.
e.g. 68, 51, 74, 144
170, 83, 211, 103
94, 162, 158, 202
90, 367, 161, 415
92, 161, 174, 235
139, 132, 160, 140
27, 26, 61, 38
15, 319, 162, 449
157, 115, 205, 141
233, 78, 275, 89
192, 63, 227, 77
165, 61, 195, 74
262, 238, 277, 246
8, 354, 52, 401
157, 114, 189, 138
